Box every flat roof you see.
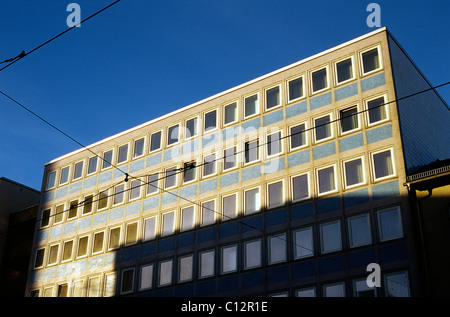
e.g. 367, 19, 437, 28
47, 27, 387, 165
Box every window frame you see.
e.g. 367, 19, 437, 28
221, 244, 238, 275
158, 258, 173, 287
101, 149, 114, 170
222, 192, 238, 221
161, 211, 176, 236
87, 156, 98, 175
59, 166, 70, 186
167, 124, 180, 146
319, 220, 342, 254
34, 248, 45, 269
289, 121, 308, 151
143, 216, 157, 241
364, 94, 389, 126
99, 188, 111, 209
377, 206, 403, 242
180, 205, 195, 232
76, 235, 89, 259
133, 137, 146, 159
184, 116, 198, 140
370, 148, 396, 182
62, 239, 74, 263
316, 164, 338, 196
120, 268, 135, 295
268, 233, 287, 265
117, 143, 129, 165
201, 199, 216, 227
310, 65, 330, 95
129, 178, 142, 201
139, 263, 154, 291
202, 153, 217, 178
45, 170, 57, 191
243, 92, 260, 119
47, 243, 60, 267
125, 221, 139, 246
243, 238, 262, 270
342, 156, 366, 189
178, 254, 194, 283
267, 179, 285, 209
146, 172, 159, 195
198, 249, 215, 279
264, 84, 282, 111
291, 171, 311, 202
149, 130, 162, 153
203, 108, 218, 134
338, 104, 361, 135
313, 113, 334, 143
182, 160, 197, 184
334, 55, 356, 86
164, 166, 178, 189
223, 145, 238, 172
360, 45, 383, 76
266, 129, 283, 158
244, 138, 260, 165
286, 74, 305, 103
347, 213, 372, 248
92, 231, 105, 255
73, 160, 84, 181
82, 194, 94, 215
53, 203, 65, 225
108, 226, 122, 251
293, 226, 314, 259
223, 101, 238, 127
244, 186, 261, 215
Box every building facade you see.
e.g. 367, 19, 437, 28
25, 28, 450, 297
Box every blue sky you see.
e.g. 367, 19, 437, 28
0, 0, 449, 190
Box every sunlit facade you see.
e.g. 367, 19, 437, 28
25, 28, 450, 297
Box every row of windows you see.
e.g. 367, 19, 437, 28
34, 205, 403, 274
43, 46, 384, 191
40, 147, 396, 229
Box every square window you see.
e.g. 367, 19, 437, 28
143, 217, 156, 241
45, 171, 56, 190
118, 144, 128, 164
140, 264, 153, 290
288, 77, 303, 101
348, 214, 372, 247
311, 67, 328, 93
201, 200, 215, 226
133, 138, 145, 158
314, 114, 332, 142
244, 139, 259, 163
185, 117, 198, 139
183, 161, 196, 183
292, 173, 309, 201
60, 166, 70, 185
203, 154, 216, 177
102, 150, 113, 169
73, 161, 83, 180
167, 124, 179, 145
361, 47, 381, 74
88, 156, 98, 174
147, 173, 159, 194
267, 181, 284, 209
267, 131, 282, 156
340, 106, 359, 133
199, 250, 215, 278
181, 206, 195, 231
244, 187, 260, 214
290, 123, 307, 149
221, 245, 238, 274
130, 179, 141, 200
320, 220, 342, 254
367, 96, 387, 124
150, 131, 162, 152
162, 212, 175, 236
204, 110, 217, 132
293, 227, 313, 259
244, 94, 259, 117
223, 146, 237, 170
222, 194, 237, 220
344, 157, 365, 187
266, 86, 280, 110
178, 255, 193, 283
317, 165, 337, 195
372, 149, 394, 180
336, 58, 354, 83
268, 233, 287, 264
165, 167, 178, 189
159, 259, 173, 287
244, 239, 261, 269
224, 102, 237, 125
378, 207, 403, 241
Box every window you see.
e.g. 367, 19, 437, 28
293, 227, 314, 259
159, 259, 173, 286
317, 165, 337, 195
244, 94, 259, 118
88, 156, 98, 175
266, 85, 280, 110
99, 189, 109, 209
244, 187, 260, 214
377, 207, 403, 241
45, 171, 56, 190
178, 255, 193, 283
384, 271, 410, 297
348, 214, 372, 247
72, 281, 83, 297
77, 236, 88, 258
185, 117, 198, 139
133, 138, 145, 158
203, 153, 216, 177
48, 244, 59, 265
223, 146, 237, 170
102, 150, 113, 169
60, 166, 70, 185
104, 273, 116, 297
92, 231, 104, 254
167, 124, 179, 145
162, 212, 175, 236
267, 131, 282, 156
199, 249, 215, 278
88, 276, 100, 297
143, 217, 157, 241
288, 76, 303, 102
68, 200, 78, 219
201, 200, 215, 226
204, 109, 217, 132
183, 161, 196, 183
108, 227, 121, 250
73, 161, 83, 180
296, 287, 316, 297
372, 149, 394, 180
164, 167, 178, 189
366, 96, 388, 124
83, 195, 93, 215
323, 282, 345, 297
311, 67, 328, 93
54, 204, 64, 224
62, 240, 73, 262
244, 239, 261, 269
221, 245, 238, 274
222, 193, 237, 220
320, 220, 342, 254
339, 106, 359, 133
244, 139, 259, 163
34, 248, 45, 268
290, 123, 307, 149
292, 173, 309, 202
224, 102, 237, 125
361, 47, 381, 74
343, 157, 365, 188
126, 222, 138, 245
181, 206, 195, 231
130, 179, 141, 200
267, 180, 284, 209
147, 173, 159, 195
150, 131, 162, 152
268, 233, 287, 264
140, 264, 153, 290
336, 57, 354, 84
118, 144, 128, 164
314, 114, 333, 142
57, 284, 68, 297
41, 209, 50, 228
121, 268, 135, 295
353, 278, 377, 297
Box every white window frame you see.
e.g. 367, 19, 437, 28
133, 137, 146, 159
73, 160, 84, 181
264, 83, 282, 111
266, 179, 285, 209
310, 65, 330, 95
342, 156, 366, 189
61, 239, 74, 263
316, 164, 338, 196
291, 171, 311, 202
201, 199, 216, 227
184, 116, 198, 140
223, 101, 239, 127
162, 211, 176, 236
129, 178, 142, 201
87, 275, 101, 297
359, 45, 383, 76
164, 166, 178, 189
53, 203, 65, 224
108, 226, 122, 251
289, 121, 308, 151
92, 231, 105, 255
222, 192, 238, 221
266, 129, 283, 158
47, 243, 60, 267
103, 272, 117, 297
76, 235, 89, 258
125, 221, 139, 246
99, 188, 111, 209
82, 194, 94, 215
117, 143, 129, 165
59, 166, 70, 186
68, 200, 78, 222
286, 74, 305, 103
243, 138, 260, 165
338, 104, 361, 135
146, 172, 159, 196
334, 55, 356, 86
203, 108, 218, 134
101, 149, 114, 170
364, 94, 389, 126
244, 186, 261, 215
182, 160, 197, 184
34, 248, 45, 269
243, 92, 260, 119
87, 156, 98, 175
167, 124, 180, 146
143, 216, 157, 241
149, 130, 163, 153
45, 170, 57, 190
370, 148, 396, 182
202, 153, 217, 178
223, 145, 238, 172
313, 113, 334, 143
181, 205, 195, 231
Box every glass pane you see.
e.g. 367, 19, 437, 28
183, 162, 196, 182
368, 97, 387, 123
113, 186, 124, 205
336, 58, 353, 83
204, 110, 217, 132
245, 188, 260, 214
267, 131, 281, 156
54, 204, 64, 223
268, 181, 283, 208
181, 206, 194, 231
296, 287, 316, 297
269, 234, 286, 264
118, 144, 128, 163
63, 241, 73, 261
315, 115, 331, 141
99, 189, 109, 208
223, 194, 237, 219
104, 274, 116, 297
109, 228, 120, 249
48, 245, 59, 264
312, 68, 328, 92
289, 77, 303, 101
147, 173, 159, 194
199, 250, 215, 278
143, 217, 156, 241
165, 167, 177, 188
292, 174, 309, 201
74, 161, 83, 179
130, 179, 141, 199
126, 222, 138, 245
140, 264, 153, 290
168, 125, 179, 145
222, 245, 237, 273
224, 147, 236, 170
348, 214, 371, 247
321, 221, 341, 253
88, 277, 100, 297
150, 131, 161, 151
290, 124, 306, 149
324, 282, 345, 297
69, 200, 78, 219
185, 117, 197, 139
317, 166, 336, 194
162, 212, 175, 236
224, 103, 237, 124
244, 95, 258, 117
202, 200, 215, 226
266, 86, 280, 109
340, 107, 358, 132
179, 256, 193, 282
133, 138, 145, 158
88, 156, 98, 174
203, 154, 216, 176
345, 158, 364, 187
102, 150, 113, 169
244, 240, 261, 269
121, 269, 134, 294
35, 249, 45, 268
245, 140, 259, 163
362, 48, 380, 73
46, 171, 56, 190
353, 279, 376, 297
373, 150, 393, 179
378, 208, 403, 241
78, 236, 88, 257
60, 167, 69, 184
294, 227, 313, 258
83, 195, 93, 214
93, 232, 104, 253
385, 271, 410, 297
